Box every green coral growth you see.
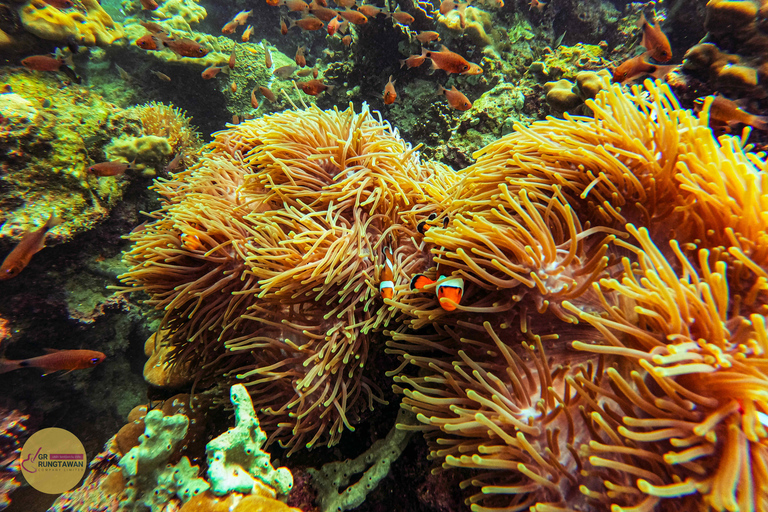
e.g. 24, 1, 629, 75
206, 384, 293, 497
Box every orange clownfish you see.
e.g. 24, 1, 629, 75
180, 230, 203, 250
416, 212, 448, 234
379, 246, 395, 299
410, 273, 464, 311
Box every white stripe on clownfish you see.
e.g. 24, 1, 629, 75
379, 246, 395, 299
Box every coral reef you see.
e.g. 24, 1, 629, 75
0, 72, 201, 245
0, 408, 28, 511
18, 0, 123, 46
308, 408, 415, 512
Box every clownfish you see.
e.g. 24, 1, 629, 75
379, 246, 395, 299
411, 213, 464, 310
410, 273, 464, 311
180, 226, 203, 250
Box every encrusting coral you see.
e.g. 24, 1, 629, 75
388, 77, 768, 511
118, 103, 457, 454
18, 0, 123, 46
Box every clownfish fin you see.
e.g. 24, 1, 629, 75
411, 274, 435, 290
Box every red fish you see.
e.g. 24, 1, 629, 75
339, 8, 368, 24
290, 16, 325, 30
263, 41, 273, 67
161, 37, 209, 58
138, 21, 168, 35
296, 79, 333, 95
136, 34, 161, 51
280, 0, 309, 10
611, 52, 673, 83
88, 160, 134, 176
0, 349, 106, 375
638, 13, 671, 62
295, 46, 306, 67
379, 246, 396, 299
383, 75, 396, 104
695, 95, 768, 131
422, 45, 482, 74
357, 4, 383, 17
233, 9, 252, 24
342, 35, 352, 46
229, 47, 237, 69
400, 53, 426, 68
388, 9, 414, 24
438, 84, 472, 110
280, 18, 289, 35
327, 15, 342, 35
221, 20, 239, 34
529, 0, 545, 10
414, 31, 440, 43
202, 65, 226, 79
140, 0, 158, 10
21, 55, 64, 71
260, 86, 278, 102
0, 215, 62, 280
439, 0, 469, 14
310, 3, 339, 21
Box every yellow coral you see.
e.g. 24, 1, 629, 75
438, 7, 493, 46
19, 0, 124, 45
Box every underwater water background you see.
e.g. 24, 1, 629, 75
2, 0, 768, 509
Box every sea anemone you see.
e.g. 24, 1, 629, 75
129, 101, 203, 156
119, 104, 455, 453
389, 78, 768, 511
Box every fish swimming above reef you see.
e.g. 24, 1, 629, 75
438, 84, 472, 110
21, 54, 80, 84
611, 52, 674, 83
295, 78, 333, 95
638, 12, 671, 62
422, 45, 482, 74
695, 95, 768, 131
0, 214, 62, 281
0, 349, 106, 375
88, 159, 135, 176
383, 75, 397, 104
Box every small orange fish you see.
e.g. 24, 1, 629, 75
202, 65, 226, 79
423, 45, 482, 74
389, 9, 414, 24
135, 34, 161, 51
438, 84, 472, 110
439, 0, 468, 14
222, 20, 239, 34
296, 79, 333, 95
290, 16, 325, 30
251, 85, 259, 108
414, 31, 440, 43
400, 53, 426, 68
357, 4, 383, 17
140, 0, 158, 10
339, 8, 368, 24
313, 67, 319, 78
263, 41, 273, 67
266, 0, 280, 5
295, 45, 307, 67
242, 24, 254, 41
280, 0, 309, 10
280, 18, 289, 35
383, 75, 396, 104
180, 225, 204, 250
230, 81, 238, 92
695, 95, 768, 131
529, 0, 545, 10
327, 15, 342, 35
0, 215, 62, 280
297, 67, 314, 77
139, 21, 168, 35
335, 0, 355, 7
151, 70, 172, 81
379, 246, 395, 299
260, 86, 277, 102
0, 349, 106, 375
638, 13, 671, 62
21, 55, 64, 71
342, 35, 352, 46
89, 160, 134, 176
310, 4, 339, 21
611, 52, 673, 83
162, 37, 209, 58
233, 9, 252, 24
229, 47, 237, 69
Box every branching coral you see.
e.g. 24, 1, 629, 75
389, 78, 768, 512
118, 104, 454, 453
